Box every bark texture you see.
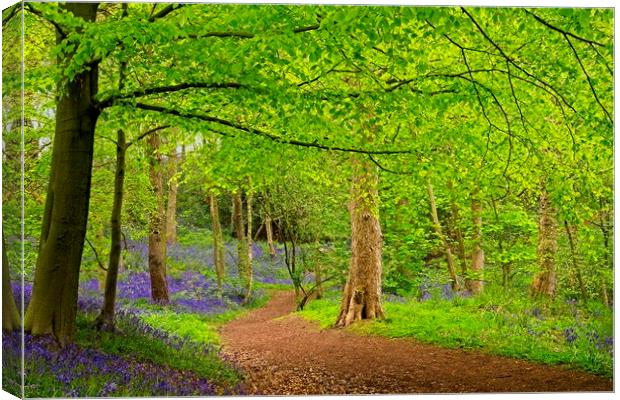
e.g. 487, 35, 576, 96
209, 192, 226, 292
24, 3, 100, 346
95, 130, 127, 331
466, 192, 484, 295
530, 186, 558, 298
336, 156, 384, 327
147, 131, 169, 303
3, 233, 20, 331
427, 181, 460, 291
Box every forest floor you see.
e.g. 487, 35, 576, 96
220, 290, 613, 395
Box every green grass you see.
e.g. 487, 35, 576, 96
299, 290, 613, 378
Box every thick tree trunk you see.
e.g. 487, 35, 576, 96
466, 192, 484, 295
564, 221, 588, 300
427, 181, 460, 291
3, 233, 20, 331
147, 132, 169, 303
24, 3, 100, 346
209, 192, 225, 293
233, 191, 251, 299
336, 156, 384, 327
530, 185, 557, 298
95, 130, 127, 331
165, 150, 179, 245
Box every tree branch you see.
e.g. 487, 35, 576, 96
135, 102, 411, 155
85, 237, 107, 272
97, 82, 244, 109
524, 9, 605, 47
460, 7, 577, 114
148, 3, 185, 22
127, 125, 171, 148
564, 34, 612, 124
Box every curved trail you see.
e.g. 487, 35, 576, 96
220, 291, 612, 395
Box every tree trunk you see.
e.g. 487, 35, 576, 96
447, 181, 467, 276
564, 221, 588, 300
147, 131, 169, 303
466, 191, 484, 295
246, 185, 253, 263
165, 149, 179, 245
315, 260, 323, 300
530, 185, 557, 298
233, 191, 251, 299
24, 2, 100, 346
265, 215, 276, 259
209, 192, 225, 293
95, 130, 127, 331
3, 233, 20, 331
427, 180, 460, 291
336, 156, 384, 327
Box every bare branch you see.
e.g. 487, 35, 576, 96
525, 9, 605, 47
564, 34, 612, 124
135, 102, 412, 155
85, 237, 107, 272
97, 82, 244, 109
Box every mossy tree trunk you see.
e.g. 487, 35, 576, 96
95, 130, 127, 331
530, 184, 558, 299
24, 2, 100, 346
209, 191, 226, 293
147, 131, 169, 303
3, 233, 20, 331
336, 156, 385, 327
427, 180, 460, 291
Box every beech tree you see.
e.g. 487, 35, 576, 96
10, 4, 612, 345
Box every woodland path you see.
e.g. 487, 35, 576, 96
220, 291, 612, 395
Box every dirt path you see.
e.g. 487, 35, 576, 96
220, 291, 612, 395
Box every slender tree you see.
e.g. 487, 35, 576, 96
209, 191, 226, 293
467, 190, 484, 295
427, 180, 460, 291
147, 131, 169, 303
165, 145, 180, 245
94, 129, 127, 331
233, 190, 251, 300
